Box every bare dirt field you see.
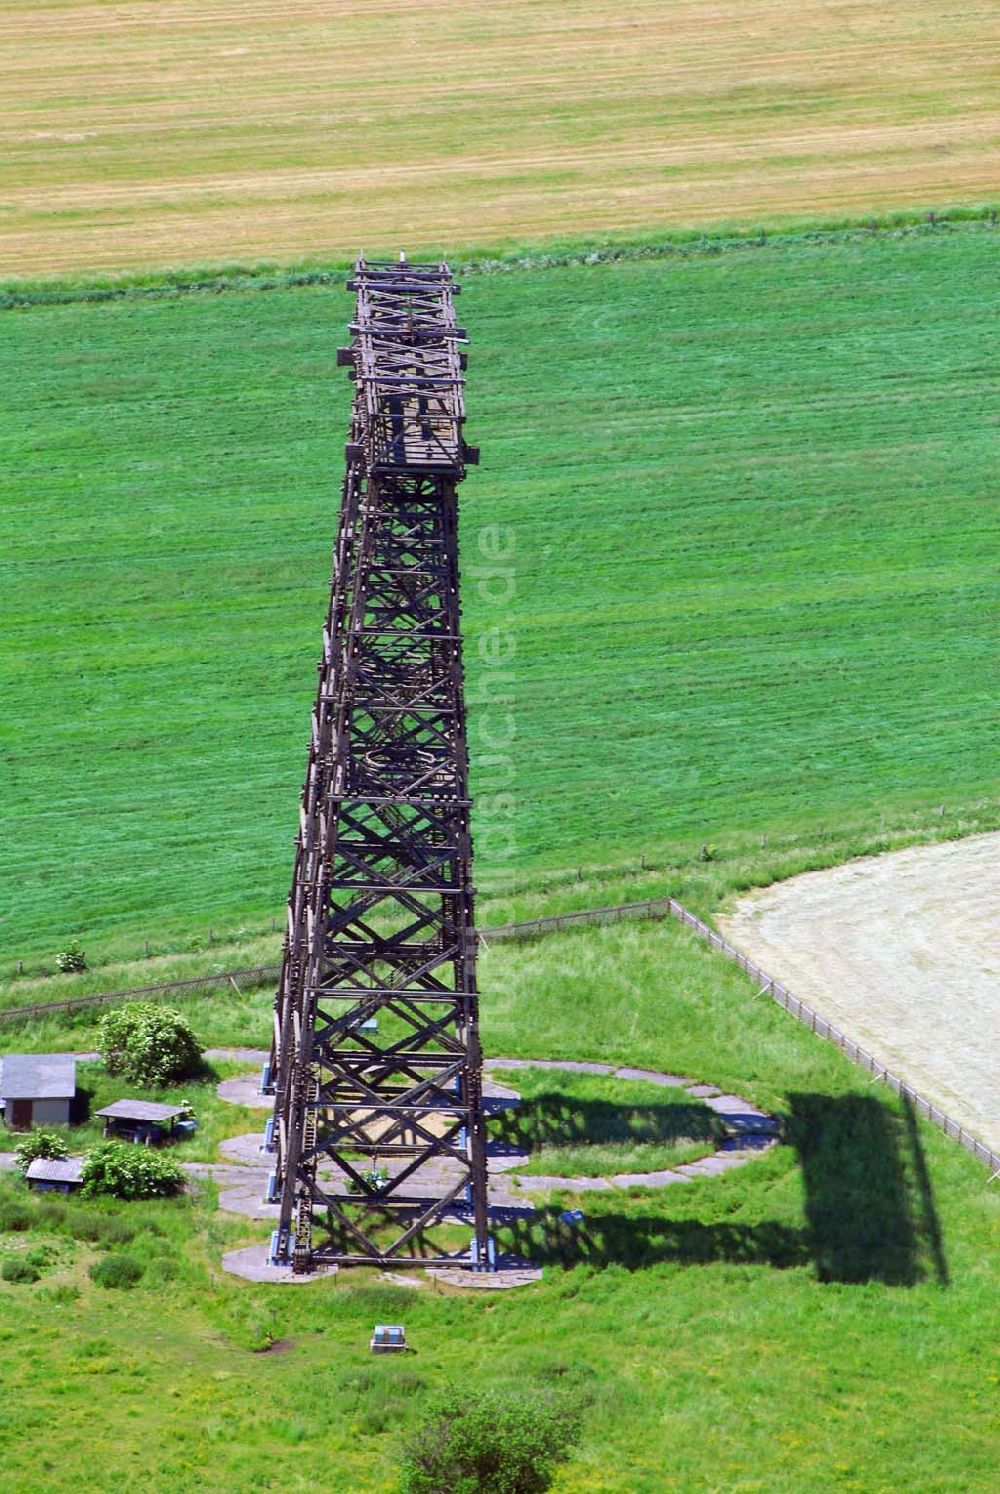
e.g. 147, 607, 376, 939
719, 833, 1000, 1153
1, 0, 997, 276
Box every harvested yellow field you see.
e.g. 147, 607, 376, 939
1, 0, 998, 276
720, 835, 1000, 1154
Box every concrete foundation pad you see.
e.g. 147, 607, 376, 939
217, 1074, 271, 1110
219, 1132, 273, 1166
218, 1183, 279, 1219
222, 1243, 338, 1284
426, 1255, 542, 1290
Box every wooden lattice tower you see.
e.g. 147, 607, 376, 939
263, 257, 490, 1272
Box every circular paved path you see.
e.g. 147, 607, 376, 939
208, 1057, 778, 1285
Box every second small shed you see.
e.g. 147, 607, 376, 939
96, 1099, 193, 1146
25, 1156, 85, 1193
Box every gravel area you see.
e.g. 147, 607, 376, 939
719, 833, 1000, 1153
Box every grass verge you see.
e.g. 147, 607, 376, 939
1, 914, 997, 1491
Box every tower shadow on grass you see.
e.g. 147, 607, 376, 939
496, 1092, 949, 1287
489, 1094, 726, 1156
498, 1208, 808, 1273
787, 1093, 923, 1285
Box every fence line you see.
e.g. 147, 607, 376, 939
3, 892, 997, 1176
658, 897, 1000, 1177
0, 897, 678, 1025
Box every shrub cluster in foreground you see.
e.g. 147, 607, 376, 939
81, 1142, 184, 1200
0, 1175, 186, 1291
89, 1253, 144, 1290
397, 1385, 580, 1494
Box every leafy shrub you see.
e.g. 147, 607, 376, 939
97, 1001, 203, 1086
396, 1385, 580, 1494
65, 1210, 106, 1242
81, 1143, 183, 1201
2, 1257, 40, 1284
0, 1201, 35, 1233
36, 1200, 67, 1228
39, 1283, 80, 1305
14, 1129, 70, 1179
24, 1246, 53, 1270
97, 1218, 136, 1247
56, 939, 87, 973
89, 1253, 144, 1290
144, 1255, 179, 1286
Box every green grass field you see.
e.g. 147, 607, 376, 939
2, 224, 997, 969
2, 221, 998, 1493
1, 918, 998, 1491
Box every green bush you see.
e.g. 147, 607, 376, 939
56, 939, 87, 973
36, 1200, 67, 1228
14, 1129, 70, 1178
97, 1218, 136, 1247
81, 1143, 184, 1202
396, 1385, 580, 1494
2, 1257, 40, 1285
97, 1001, 203, 1087
39, 1283, 80, 1305
65, 1210, 106, 1242
89, 1253, 144, 1290
144, 1255, 179, 1286
24, 1246, 54, 1270
0, 1201, 36, 1233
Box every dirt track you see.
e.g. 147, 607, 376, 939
719, 833, 1000, 1154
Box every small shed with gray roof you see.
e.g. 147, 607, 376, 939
25, 1156, 85, 1193
0, 1054, 77, 1130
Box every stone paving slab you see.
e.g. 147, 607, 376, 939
486, 1150, 530, 1172
216, 1074, 271, 1110
686, 1083, 723, 1098
206, 1048, 269, 1065
677, 1152, 751, 1177
613, 1067, 692, 1087
222, 1243, 338, 1284
184, 1160, 264, 1184
217, 1182, 278, 1219
219, 1132, 272, 1166
702, 1092, 771, 1117
611, 1168, 695, 1188
487, 1058, 614, 1076
517, 1172, 613, 1193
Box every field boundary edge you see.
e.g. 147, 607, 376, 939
1, 208, 996, 312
